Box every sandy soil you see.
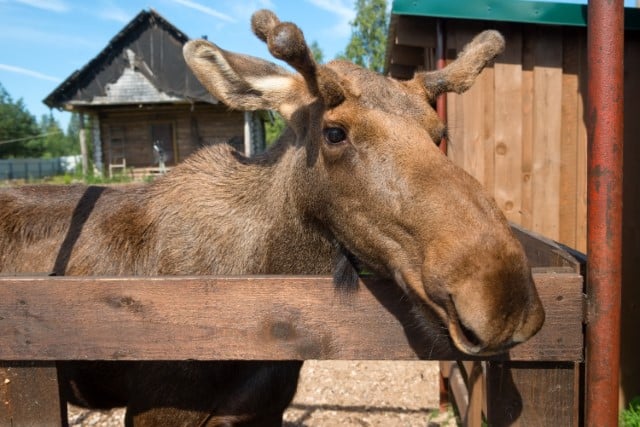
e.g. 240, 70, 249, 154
67, 361, 459, 426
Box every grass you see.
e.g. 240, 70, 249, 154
1, 169, 143, 187
621, 396, 640, 427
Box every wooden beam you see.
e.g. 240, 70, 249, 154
0, 274, 583, 362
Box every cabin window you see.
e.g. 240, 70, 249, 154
151, 123, 176, 166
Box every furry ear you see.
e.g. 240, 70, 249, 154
413, 30, 505, 103
333, 246, 360, 292
183, 40, 306, 119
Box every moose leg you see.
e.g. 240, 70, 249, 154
124, 361, 303, 427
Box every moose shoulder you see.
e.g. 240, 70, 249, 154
0, 9, 544, 426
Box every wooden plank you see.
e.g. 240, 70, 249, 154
0, 362, 64, 426
531, 27, 563, 241
485, 361, 579, 427
559, 28, 580, 250
448, 363, 470, 418
511, 223, 584, 272
521, 27, 535, 231
494, 27, 524, 224
482, 57, 495, 195
456, 26, 481, 179
575, 30, 588, 254
0, 274, 583, 362
460, 361, 484, 427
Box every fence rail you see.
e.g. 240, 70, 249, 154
0, 226, 586, 426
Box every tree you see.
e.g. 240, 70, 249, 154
265, 111, 286, 146
0, 83, 41, 158
310, 40, 324, 64
38, 114, 78, 158
342, 0, 389, 73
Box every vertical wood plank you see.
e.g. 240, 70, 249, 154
485, 361, 579, 427
0, 362, 64, 427
463, 62, 487, 183
521, 29, 535, 231
532, 27, 563, 241
461, 361, 484, 427
494, 27, 523, 224
559, 28, 580, 249
483, 63, 496, 195
446, 27, 465, 168
575, 31, 588, 254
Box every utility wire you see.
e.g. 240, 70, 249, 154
0, 130, 62, 145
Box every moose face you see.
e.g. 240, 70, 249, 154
184, 10, 544, 355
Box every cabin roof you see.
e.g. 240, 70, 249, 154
391, 0, 640, 30
44, 9, 217, 110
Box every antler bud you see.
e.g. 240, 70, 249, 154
251, 9, 345, 108
417, 30, 505, 103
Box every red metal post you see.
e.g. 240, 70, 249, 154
436, 18, 448, 154
586, 1, 624, 426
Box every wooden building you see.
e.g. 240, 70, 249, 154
386, 0, 640, 411
45, 10, 265, 177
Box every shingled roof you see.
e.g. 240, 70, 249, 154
44, 9, 217, 109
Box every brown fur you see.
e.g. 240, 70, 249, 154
0, 10, 544, 426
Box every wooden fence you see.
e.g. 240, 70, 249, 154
387, 12, 640, 405
0, 225, 584, 426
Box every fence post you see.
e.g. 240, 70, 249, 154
586, 1, 624, 425
0, 362, 64, 426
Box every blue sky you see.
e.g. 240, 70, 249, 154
0, 0, 357, 130
0, 0, 636, 131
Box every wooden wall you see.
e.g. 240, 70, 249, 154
443, 22, 587, 253
388, 15, 640, 407
97, 103, 245, 168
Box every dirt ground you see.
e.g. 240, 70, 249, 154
67, 361, 459, 426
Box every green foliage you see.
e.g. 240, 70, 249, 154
0, 83, 40, 158
38, 114, 79, 158
0, 82, 80, 159
621, 396, 640, 427
341, 0, 389, 73
310, 40, 324, 64
265, 111, 286, 146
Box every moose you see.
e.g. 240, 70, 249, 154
0, 10, 544, 426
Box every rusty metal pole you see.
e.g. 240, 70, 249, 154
586, 0, 624, 426
436, 18, 448, 154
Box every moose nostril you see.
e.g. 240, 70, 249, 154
459, 322, 482, 348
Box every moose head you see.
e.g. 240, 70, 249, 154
184, 10, 544, 355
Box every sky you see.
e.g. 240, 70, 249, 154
0, 0, 636, 132
0, 0, 358, 130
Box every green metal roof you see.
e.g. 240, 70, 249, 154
392, 0, 640, 30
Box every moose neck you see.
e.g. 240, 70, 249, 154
152, 136, 335, 275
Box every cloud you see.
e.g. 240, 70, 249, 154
0, 63, 59, 82
171, 0, 236, 23
14, 0, 69, 13
98, 4, 130, 24
230, 0, 275, 20
304, 0, 355, 38
2, 25, 100, 49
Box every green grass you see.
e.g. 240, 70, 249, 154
621, 396, 640, 427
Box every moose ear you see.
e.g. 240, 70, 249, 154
413, 30, 505, 103
183, 39, 307, 119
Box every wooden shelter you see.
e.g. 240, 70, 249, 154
386, 0, 640, 413
44, 10, 265, 177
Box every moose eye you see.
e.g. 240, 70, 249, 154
323, 127, 347, 145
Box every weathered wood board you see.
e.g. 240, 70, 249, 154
0, 273, 583, 362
